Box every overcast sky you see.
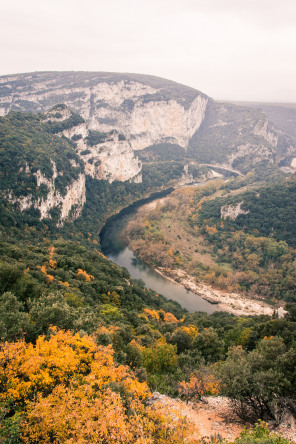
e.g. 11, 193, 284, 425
1, 0, 296, 101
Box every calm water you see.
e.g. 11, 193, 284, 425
100, 191, 219, 313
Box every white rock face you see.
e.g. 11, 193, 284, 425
126, 95, 208, 150
60, 121, 142, 183
78, 137, 142, 183
221, 201, 249, 221
253, 119, 279, 146
50, 82, 207, 156
7, 161, 86, 225
227, 143, 273, 169
0, 75, 209, 182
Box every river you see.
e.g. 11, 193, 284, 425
100, 189, 219, 313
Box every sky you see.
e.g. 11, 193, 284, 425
1, 0, 296, 102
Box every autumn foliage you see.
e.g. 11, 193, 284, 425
178, 372, 220, 404
0, 328, 196, 443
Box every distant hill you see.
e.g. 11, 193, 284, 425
1, 71, 296, 176
228, 101, 296, 141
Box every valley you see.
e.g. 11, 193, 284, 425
123, 182, 286, 316
0, 71, 296, 443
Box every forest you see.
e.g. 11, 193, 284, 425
0, 108, 295, 443
126, 177, 296, 303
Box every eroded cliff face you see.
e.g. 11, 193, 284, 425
1, 71, 295, 176
0, 72, 208, 182
188, 100, 296, 172
46, 106, 142, 183
7, 160, 86, 226
1, 79, 207, 151
253, 119, 279, 147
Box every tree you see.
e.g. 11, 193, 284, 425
0, 292, 31, 341
143, 342, 178, 374
218, 337, 293, 422
178, 369, 219, 404
0, 328, 196, 443
192, 327, 224, 363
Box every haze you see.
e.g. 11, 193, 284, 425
1, 0, 296, 102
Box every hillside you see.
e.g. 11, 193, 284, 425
0, 72, 296, 442
229, 101, 296, 141
125, 177, 296, 303
1, 71, 296, 178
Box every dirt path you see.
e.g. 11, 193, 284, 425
151, 394, 245, 441
151, 394, 296, 442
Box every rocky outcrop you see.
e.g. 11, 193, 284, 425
253, 119, 279, 146
0, 72, 209, 182
188, 99, 296, 172
221, 201, 249, 221
1, 71, 296, 175
126, 95, 208, 150
52, 108, 142, 183
7, 161, 86, 225
77, 136, 142, 183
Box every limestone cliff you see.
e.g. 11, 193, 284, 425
0, 110, 86, 226
6, 161, 86, 226
0, 72, 208, 181
1, 71, 295, 175
44, 105, 142, 183
188, 100, 296, 172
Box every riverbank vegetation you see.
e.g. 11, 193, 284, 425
126, 177, 296, 303
1, 235, 296, 441
1, 109, 296, 442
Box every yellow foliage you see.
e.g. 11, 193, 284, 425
163, 312, 178, 323
179, 325, 199, 338
37, 264, 55, 284
77, 268, 95, 281
48, 246, 55, 258
0, 328, 196, 443
179, 373, 220, 403
205, 225, 218, 235
59, 280, 70, 287
96, 249, 107, 259
101, 291, 121, 306
143, 308, 160, 321
0, 328, 97, 405
45, 274, 54, 284
48, 258, 57, 269
129, 339, 144, 351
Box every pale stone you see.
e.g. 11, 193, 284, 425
6, 161, 86, 226
221, 201, 249, 221
253, 119, 279, 146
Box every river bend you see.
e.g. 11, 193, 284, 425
100, 189, 219, 313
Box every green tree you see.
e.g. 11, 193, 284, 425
192, 327, 224, 363
143, 343, 178, 374
0, 293, 31, 341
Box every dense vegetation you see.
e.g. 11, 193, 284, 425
0, 111, 83, 193
0, 107, 295, 442
194, 177, 296, 247
1, 235, 296, 441
127, 177, 296, 302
